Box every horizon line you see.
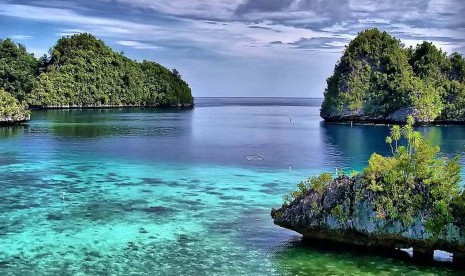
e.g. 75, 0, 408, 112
194, 96, 324, 99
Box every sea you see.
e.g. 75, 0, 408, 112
1, 97, 464, 275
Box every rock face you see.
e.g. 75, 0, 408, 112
0, 113, 30, 125
32, 103, 194, 109
271, 175, 465, 263
322, 107, 436, 124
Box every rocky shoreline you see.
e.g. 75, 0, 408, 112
323, 117, 465, 126
30, 103, 194, 109
271, 175, 465, 266
321, 106, 465, 125
0, 103, 194, 127
0, 113, 30, 125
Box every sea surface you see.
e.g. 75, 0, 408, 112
1, 97, 464, 275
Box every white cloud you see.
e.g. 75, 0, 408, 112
117, 40, 160, 50
0, 3, 349, 59
321, 22, 350, 33
427, 0, 465, 18
57, 29, 86, 36
1, 0, 464, 98
1, 1, 463, 60
0, 3, 163, 37
402, 38, 462, 54
357, 18, 390, 24
10, 34, 32, 40
388, 24, 465, 40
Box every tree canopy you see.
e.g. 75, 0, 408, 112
0, 39, 38, 102
0, 34, 193, 108
321, 28, 465, 123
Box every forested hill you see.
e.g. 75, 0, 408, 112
0, 38, 38, 102
321, 28, 465, 123
0, 34, 193, 109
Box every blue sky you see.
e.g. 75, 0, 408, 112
1, 0, 465, 98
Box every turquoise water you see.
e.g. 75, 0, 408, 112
1, 98, 464, 275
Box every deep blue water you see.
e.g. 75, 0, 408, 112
0, 97, 464, 275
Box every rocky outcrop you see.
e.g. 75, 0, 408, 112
0, 113, 30, 125
322, 106, 437, 124
271, 175, 465, 264
0, 90, 31, 125
31, 103, 194, 109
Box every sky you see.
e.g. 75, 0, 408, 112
1, 0, 465, 98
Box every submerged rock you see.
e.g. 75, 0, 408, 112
271, 175, 465, 264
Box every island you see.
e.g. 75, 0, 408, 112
321, 28, 465, 124
271, 117, 465, 265
0, 33, 193, 121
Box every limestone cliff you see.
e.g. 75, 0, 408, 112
271, 175, 465, 264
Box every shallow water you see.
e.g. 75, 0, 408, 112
0, 97, 464, 275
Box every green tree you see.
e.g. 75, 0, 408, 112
0, 39, 39, 101
27, 33, 193, 108
321, 28, 413, 118
364, 117, 461, 232
449, 52, 465, 82
321, 29, 465, 123
390, 125, 401, 149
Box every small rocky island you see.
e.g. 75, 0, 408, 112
321, 29, 465, 124
0, 90, 30, 125
272, 117, 465, 265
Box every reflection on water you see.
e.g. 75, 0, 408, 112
272, 238, 462, 275
320, 123, 391, 171
321, 122, 465, 175
1, 98, 465, 275
0, 125, 28, 139
30, 108, 193, 138
418, 126, 465, 157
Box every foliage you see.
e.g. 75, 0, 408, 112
366, 116, 461, 233
321, 28, 465, 122
0, 39, 39, 101
26, 33, 193, 107
0, 89, 29, 120
283, 116, 463, 236
321, 29, 412, 117
282, 173, 333, 205
0, 34, 193, 108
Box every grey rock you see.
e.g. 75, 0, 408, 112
0, 113, 30, 125
271, 175, 465, 257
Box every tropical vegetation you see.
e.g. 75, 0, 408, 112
0, 38, 38, 102
321, 28, 465, 122
0, 89, 29, 123
0, 34, 193, 110
282, 116, 463, 235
